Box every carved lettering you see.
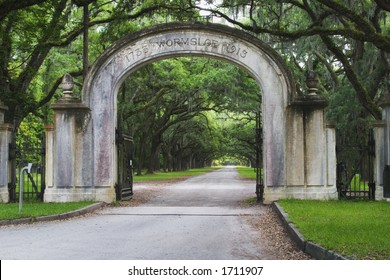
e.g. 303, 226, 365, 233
190, 38, 197, 46
151, 37, 221, 49
240, 49, 247, 58
115, 37, 250, 65
223, 43, 248, 58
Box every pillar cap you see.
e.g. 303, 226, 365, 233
51, 100, 90, 111
291, 94, 328, 109
373, 120, 386, 127
326, 121, 336, 128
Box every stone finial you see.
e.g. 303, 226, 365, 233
306, 70, 319, 95
61, 73, 74, 99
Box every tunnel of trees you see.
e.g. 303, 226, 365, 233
1, 0, 389, 175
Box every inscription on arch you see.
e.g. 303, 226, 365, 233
83, 24, 291, 191
101, 32, 253, 81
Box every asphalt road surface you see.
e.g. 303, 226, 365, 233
0, 167, 309, 260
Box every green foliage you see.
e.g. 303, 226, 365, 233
279, 199, 390, 259
16, 114, 44, 148
118, 57, 261, 173
2, 0, 387, 188
15, 114, 45, 166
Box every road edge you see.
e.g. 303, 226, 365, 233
271, 202, 349, 260
0, 202, 106, 227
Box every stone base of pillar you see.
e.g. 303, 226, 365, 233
0, 188, 9, 203
374, 186, 390, 201
263, 185, 338, 204
44, 187, 115, 203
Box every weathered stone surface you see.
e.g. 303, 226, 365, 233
45, 22, 337, 203
326, 122, 337, 187
0, 102, 11, 203
373, 121, 386, 200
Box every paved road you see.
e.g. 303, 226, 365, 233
0, 167, 306, 260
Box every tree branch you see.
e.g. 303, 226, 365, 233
320, 34, 381, 119
46, 4, 171, 48
189, 1, 390, 53
0, 0, 47, 20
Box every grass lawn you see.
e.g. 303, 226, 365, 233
0, 201, 95, 221
278, 199, 390, 259
235, 166, 257, 180
133, 166, 219, 182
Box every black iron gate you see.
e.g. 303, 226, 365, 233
255, 112, 264, 202
116, 129, 134, 200
8, 132, 46, 202
336, 129, 375, 200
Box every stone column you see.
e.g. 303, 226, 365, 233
373, 120, 386, 200
44, 74, 92, 202
379, 90, 390, 200
0, 99, 12, 202
326, 122, 337, 188
380, 94, 390, 166
44, 125, 54, 191
290, 71, 337, 199
292, 95, 327, 182
264, 71, 338, 201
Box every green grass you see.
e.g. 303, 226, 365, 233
278, 199, 390, 259
235, 166, 257, 180
133, 167, 219, 182
0, 201, 95, 220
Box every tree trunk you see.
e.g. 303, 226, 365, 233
147, 137, 162, 174
136, 135, 145, 176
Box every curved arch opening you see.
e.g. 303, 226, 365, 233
44, 22, 337, 203
115, 56, 262, 203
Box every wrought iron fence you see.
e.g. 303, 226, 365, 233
255, 112, 264, 202
336, 129, 375, 200
8, 132, 46, 202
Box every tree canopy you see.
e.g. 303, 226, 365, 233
1, 0, 389, 172
118, 57, 260, 173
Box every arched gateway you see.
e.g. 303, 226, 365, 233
44, 22, 338, 203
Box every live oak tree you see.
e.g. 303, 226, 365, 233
3, 0, 387, 173
190, 0, 390, 120
118, 57, 261, 173
0, 0, 192, 128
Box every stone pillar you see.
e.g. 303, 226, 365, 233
44, 125, 54, 191
290, 94, 337, 199
379, 90, 390, 200
326, 122, 337, 189
264, 71, 338, 201
380, 94, 390, 167
373, 121, 386, 200
0, 99, 12, 202
44, 74, 93, 202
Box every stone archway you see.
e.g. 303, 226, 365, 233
44, 22, 338, 203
